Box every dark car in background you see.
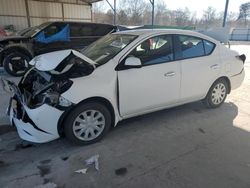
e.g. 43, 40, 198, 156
0, 21, 122, 76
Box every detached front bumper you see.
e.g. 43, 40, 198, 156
2, 78, 64, 143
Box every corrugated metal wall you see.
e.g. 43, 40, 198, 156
0, 0, 27, 30
0, 0, 92, 30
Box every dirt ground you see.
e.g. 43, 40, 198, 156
0, 46, 250, 188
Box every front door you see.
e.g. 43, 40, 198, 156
117, 35, 181, 117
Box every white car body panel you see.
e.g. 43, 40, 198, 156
118, 61, 181, 116
4, 29, 245, 143
180, 50, 221, 102
61, 59, 121, 124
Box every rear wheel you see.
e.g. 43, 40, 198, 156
3, 52, 31, 76
63, 102, 111, 145
203, 79, 228, 108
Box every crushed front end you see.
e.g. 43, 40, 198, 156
1, 50, 95, 143
2, 69, 74, 143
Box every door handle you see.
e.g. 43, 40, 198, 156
164, 72, 175, 77
210, 64, 220, 69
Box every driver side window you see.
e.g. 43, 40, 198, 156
43, 25, 60, 38
43, 24, 66, 38
129, 35, 174, 66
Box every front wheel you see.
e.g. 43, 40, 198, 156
63, 102, 111, 145
203, 79, 228, 108
3, 52, 31, 76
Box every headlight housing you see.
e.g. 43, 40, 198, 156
58, 96, 72, 107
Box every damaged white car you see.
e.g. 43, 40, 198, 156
1, 29, 245, 145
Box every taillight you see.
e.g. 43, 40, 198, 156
236, 54, 246, 64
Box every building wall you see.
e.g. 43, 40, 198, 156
0, 0, 92, 30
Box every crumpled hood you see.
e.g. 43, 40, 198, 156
29, 49, 96, 71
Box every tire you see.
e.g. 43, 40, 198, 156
3, 52, 31, 77
203, 78, 228, 108
63, 102, 111, 145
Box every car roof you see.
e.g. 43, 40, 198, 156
45, 21, 115, 27
115, 29, 219, 43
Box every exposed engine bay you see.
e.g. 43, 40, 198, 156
21, 55, 95, 108
2, 52, 95, 110
19, 69, 73, 108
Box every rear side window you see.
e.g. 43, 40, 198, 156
176, 35, 205, 59
93, 25, 114, 36
70, 24, 81, 37
70, 24, 114, 37
204, 40, 215, 55
70, 24, 94, 37
80, 25, 94, 36
43, 24, 66, 37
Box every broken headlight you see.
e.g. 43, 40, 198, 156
58, 96, 72, 107
20, 68, 74, 108
34, 80, 73, 107
37, 92, 72, 108
25, 78, 73, 108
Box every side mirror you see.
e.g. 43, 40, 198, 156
124, 57, 142, 68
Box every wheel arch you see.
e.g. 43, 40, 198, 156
204, 76, 231, 101
57, 96, 116, 137
2, 46, 33, 59
215, 76, 231, 94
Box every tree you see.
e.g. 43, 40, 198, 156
91, 1, 242, 28
118, 0, 148, 25
174, 8, 191, 26
154, 2, 171, 25
117, 10, 129, 25
238, 2, 250, 25
202, 6, 217, 27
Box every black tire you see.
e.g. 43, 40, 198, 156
3, 52, 31, 77
63, 102, 111, 145
203, 78, 228, 108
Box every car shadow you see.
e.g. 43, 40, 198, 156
113, 101, 238, 133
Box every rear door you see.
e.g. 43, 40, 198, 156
174, 35, 219, 101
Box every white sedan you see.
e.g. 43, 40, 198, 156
2, 29, 245, 145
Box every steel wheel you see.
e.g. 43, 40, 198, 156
211, 83, 226, 105
73, 110, 105, 141
64, 102, 111, 145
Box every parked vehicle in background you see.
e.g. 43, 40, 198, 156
0, 21, 122, 76
4, 25, 16, 36
0, 27, 7, 38
2, 29, 245, 145
13, 27, 35, 36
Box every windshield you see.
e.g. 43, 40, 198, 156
81, 33, 137, 65
23, 22, 51, 37
14, 27, 34, 36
